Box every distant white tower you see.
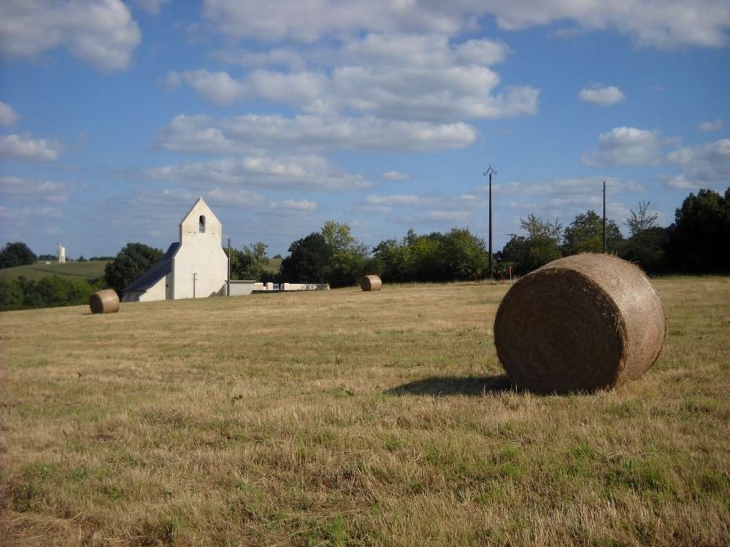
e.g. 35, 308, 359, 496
58, 243, 66, 264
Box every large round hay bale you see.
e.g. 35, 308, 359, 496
89, 289, 120, 314
494, 254, 666, 394
360, 274, 382, 292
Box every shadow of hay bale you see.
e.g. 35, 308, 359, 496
386, 374, 516, 397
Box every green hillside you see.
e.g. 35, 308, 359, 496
0, 260, 108, 282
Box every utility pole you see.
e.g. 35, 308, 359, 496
602, 180, 607, 253
193, 272, 197, 299
227, 238, 231, 296
483, 165, 497, 278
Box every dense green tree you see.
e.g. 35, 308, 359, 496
665, 188, 730, 273
104, 243, 164, 296
280, 233, 332, 284
229, 242, 270, 281
320, 221, 370, 287
372, 228, 488, 283
440, 228, 488, 280
563, 210, 623, 255
501, 216, 563, 275
0, 242, 37, 269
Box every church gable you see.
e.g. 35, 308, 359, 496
179, 197, 222, 244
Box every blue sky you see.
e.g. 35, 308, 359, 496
1, 0, 729, 258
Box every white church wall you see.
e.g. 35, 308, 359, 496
172, 200, 228, 299
139, 276, 167, 302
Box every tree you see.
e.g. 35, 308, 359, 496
621, 201, 667, 272
440, 228, 488, 280
320, 221, 370, 287
230, 242, 270, 281
104, 243, 164, 296
280, 233, 332, 284
563, 210, 623, 255
665, 188, 730, 273
0, 242, 37, 269
501, 216, 563, 275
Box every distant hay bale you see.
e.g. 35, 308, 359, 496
89, 289, 120, 314
494, 254, 666, 394
360, 275, 382, 292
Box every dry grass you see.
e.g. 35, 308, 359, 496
1, 278, 729, 546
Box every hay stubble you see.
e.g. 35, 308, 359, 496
1, 279, 728, 546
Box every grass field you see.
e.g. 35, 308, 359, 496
0, 261, 108, 282
1, 278, 729, 546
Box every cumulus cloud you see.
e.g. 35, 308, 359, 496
579, 85, 625, 106
172, 64, 539, 121
0, 0, 141, 71
481, 176, 645, 198
176, 69, 327, 108
270, 199, 318, 211
666, 139, 730, 189
582, 127, 668, 167
0, 176, 76, 203
382, 171, 412, 181
156, 114, 478, 154
0, 101, 20, 126
0, 134, 63, 162
357, 192, 486, 223
699, 119, 724, 132
135, 0, 170, 15
139, 155, 372, 191
211, 47, 306, 71
202, 0, 730, 49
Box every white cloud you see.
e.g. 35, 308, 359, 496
484, 176, 645, 198
579, 85, 625, 106
0, 134, 63, 162
382, 171, 412, 181
358, 192, 486, 221
135, 0, 170, 15
0, 101, 20, 126
699, 119, 724, 132
202, 0, 730, 49
173, 64, 539, 121
666, 139, 730, 189
159, 71, 182, 91
582, 127, 668, 167
0, 176, 76, 203
270, 199, 318, 211
139, 155, 372, 191
178, 69, 328, 108
0, 0, 141, 71
157, 114, 478, 154
211, 47, 306, 71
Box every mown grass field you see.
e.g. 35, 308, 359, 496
1, 278, 729, 546
0, 261, 108, 282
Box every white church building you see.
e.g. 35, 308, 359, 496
122, 198, 229, 302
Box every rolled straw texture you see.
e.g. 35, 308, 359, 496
360, 275, 382, 292
494, 254, 666, 394
89, 289, 121, 314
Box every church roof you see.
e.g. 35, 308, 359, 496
122, 242, 180, 294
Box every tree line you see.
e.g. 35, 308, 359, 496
1, 187, 728, 311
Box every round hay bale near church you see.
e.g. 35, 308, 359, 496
89, 289, 121, 314
494, 254, 666, 394
360, 275, 382, 292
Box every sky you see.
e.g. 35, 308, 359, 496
1, 0, 729, 259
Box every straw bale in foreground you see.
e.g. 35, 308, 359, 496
494, 254, 666, 393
